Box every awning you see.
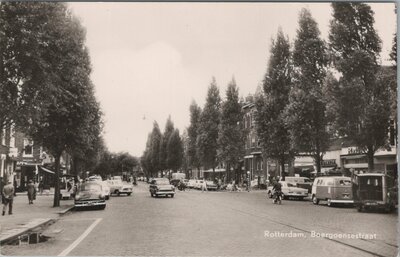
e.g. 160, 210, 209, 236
203, 168, 226, 173
40, 166, 55, 174
244, 155, 254, 159
341, 154, 365, 160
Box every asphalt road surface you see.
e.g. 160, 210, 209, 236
2, 182, 397, 257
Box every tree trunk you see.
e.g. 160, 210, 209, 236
367, 145, 375, 172
226, 163, 230, 182
315, 153, 322, 174
212, 167, 215, 181
280, 156, 286, 181
53, 154, 61, 207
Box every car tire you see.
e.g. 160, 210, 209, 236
298, 197, 304, 201
99, 205, 106, 210
357, 204, 364, 212
127, 193, 131, 196
171, 194, 174, 198
312, 195, 319, 205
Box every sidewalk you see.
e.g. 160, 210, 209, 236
0, 193, 74, 244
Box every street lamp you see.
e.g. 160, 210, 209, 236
246, 171, 251, 192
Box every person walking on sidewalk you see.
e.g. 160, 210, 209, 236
202, 178, 208, 192
2, 180, 14, 215
27, 180, 36, 204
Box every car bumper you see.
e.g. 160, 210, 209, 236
286, 193, 308, 197
331, 199, 354, 204
75, 200, 106, 207
154, 191, 175, 195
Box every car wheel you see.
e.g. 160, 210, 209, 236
327, 199, 333, 207
298, 197, 304, 201
127, 193, 131, 196
99, 205, 106, 210
312, 195, 319, 205
357, 204, 364, 212
171, 194, 174, 198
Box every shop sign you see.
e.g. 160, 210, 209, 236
321, 159, 337, 167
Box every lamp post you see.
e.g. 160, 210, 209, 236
246, 170, 251, 192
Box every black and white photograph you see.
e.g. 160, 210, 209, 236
0, 1, 397, 257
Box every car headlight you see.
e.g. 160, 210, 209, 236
99, 193, 105, 199
75, 194, 81, 200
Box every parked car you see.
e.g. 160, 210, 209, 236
267, 181, 308, 200
194, 180, 204, 190
74, 182, 106, 210
311, 176, 353, 207
355, 173, 397, 213
149, 178, 175, 198
187, 179, 197, 188
93, 180, 111, 200
106, 180, 133, 196
282, 177, 313, 193
205, 180, 218, 191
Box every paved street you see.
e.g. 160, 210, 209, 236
1, 182, 397, 257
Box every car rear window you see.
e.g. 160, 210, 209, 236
81, 184, 101, 191
156, 180, 170, 185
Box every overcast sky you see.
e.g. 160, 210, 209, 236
69, 2, 396, 157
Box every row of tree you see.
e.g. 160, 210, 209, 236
0, 2, 104, 206
93, 151, 139, 179
141, 117, 184, 177
141, 3, 396, 181
141, 77, 246, 181
255, 3, 396, 179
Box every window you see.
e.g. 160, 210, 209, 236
23, 138, 33, 156
9, 125, 15, 148
1, 128, 5, 146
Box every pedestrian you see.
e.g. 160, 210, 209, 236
217, 178, 222, 191
202, 178, 207, 192
231, 180, 236, 192
39, 180, 44, 195
27, 180, 36, 204
2, 180, 14, 215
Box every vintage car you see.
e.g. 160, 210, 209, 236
93, 180, 111, 200
74, 182, 106, 210
267, 181, 308, 200
283, 176, 313, 193
311, 176, 353, 207
187, 179, 197, 188
355, 173, 397, 213
205, 180, 218, 191
149, 178, 175, 198
106, 180, 133, 196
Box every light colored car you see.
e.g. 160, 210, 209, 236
205, 180, 218, 190
187, 179, 197, 188
74, 182, 106, 210
267, 181, 308, 200
106, 180, 133, 196
93, 180, 111, 200
195, 180, 204, 190
149, 178, 175, 198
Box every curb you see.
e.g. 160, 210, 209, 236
0, 218, 55, 245
57, 205, 75, 215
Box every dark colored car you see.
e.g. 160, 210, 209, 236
74, 182, 106, 210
